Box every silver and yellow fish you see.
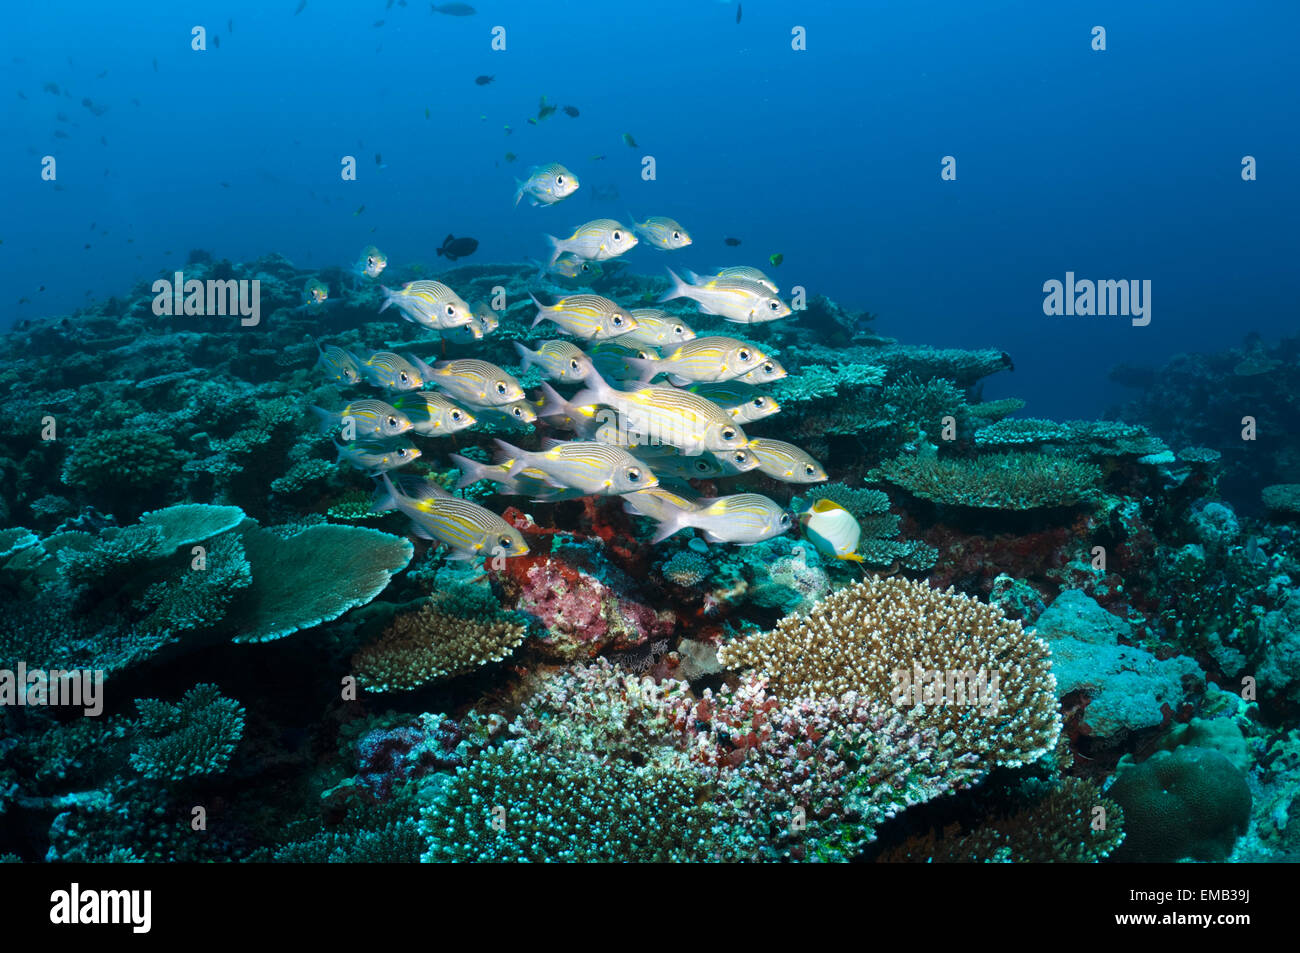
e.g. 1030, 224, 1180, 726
800, 499, 865, 562
589, 342, 660, 381
380, 280, 475, 331
628, 336, 772, 385
513, 340, 596, 381
544, 219, 638, 264
714, 446, 761, 474
352, 245, 388, 279
450, 452, 588, 502
619, 309, 696, 349
574, 371, 748, 454
687, 382, 780, 423
747, 438, 827, 483
644, 492, 792, 545
376, 474, 529, 562
621, 486, 699, 521
631, 445, 727, 481
535, 383, 603, 439
304, 278, 329, 305
309, 399, 413, 438
495, 438, 658, 496
446, 301, 501, 342
333, 438, 420, 474
389, 392, 476, 435
409, 356, 526, 407
737, 357, 788, 385
357, 350, 425, 392
515, 162, 579, 207
530, 292, 638, 340
659, 268, 791, 324
539, 253, 604, 281
313, 338, 362, 386
709, 266, 779, 294
479, 399, 538, 427
630, 215, 692, 251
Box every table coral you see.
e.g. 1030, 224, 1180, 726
873, 450, 1102, 510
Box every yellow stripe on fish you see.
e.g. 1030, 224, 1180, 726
631, 216, 692, 251
619, 309, 696, 348
530, 292, 638, 340
747, 438, 828, 483
574, 371, 748, 453
496, 438, 659, 496
658, 267, 791, 324
378, 474, 529, 561
310, 399, 413, 438
379, 280, 475, 330
629, 335, 770, 384
544, 219, 638, 264
413, 357, 525, 406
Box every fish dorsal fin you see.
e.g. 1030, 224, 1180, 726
813, 499, 845, 514
540, 437, 566, 451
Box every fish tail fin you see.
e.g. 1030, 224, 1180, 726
372, 473, 401, 513
680, 268, 701, 285
658, 267, 691, 304
309, 405, 335, 432
838, 552, 866, 563
378, 286, 398, 314
528, 291, 549, 328
512, 341, 535, 371
649, 509, 690, 545
536, 382, 569, 420
572, 367, 617, 408
449, 452, 490, 489
514, 178, 526, 207
406, 353, 437, 379
543, 234, 564, 265
493, 438, 531, 476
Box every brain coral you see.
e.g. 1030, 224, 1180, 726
1107, 747, 1251, 862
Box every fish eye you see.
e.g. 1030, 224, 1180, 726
722, 427, 736, 441
512, 407, 524, 418
780, 513, 792, 526
695, 460, 711, 473
733, 451, 746, 464
581, 263, 590, 272
451, 410, 463, 421
397, 448, 409, 458
768, 301, 779, 310
499, 535, 512, 548
738, 349, 752, 362
627, 468, 641, 482
496, 381, 508, 394
570, 359, 580, 370
805, 464, 816, 475
367, 256, 375, 266
556, 175, 565, 185
387, 416, 398, 428
674, 325, 683, 334
754, 398, 767, 407
672, 231, 680, 239
399, 372, 409, 383
612, 315, 623, 326
613, 230, 622, 240
762, 363, 774, 374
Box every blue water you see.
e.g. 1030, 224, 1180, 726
4, 0, 1297, 420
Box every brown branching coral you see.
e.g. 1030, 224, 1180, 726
352, 602, 528, 693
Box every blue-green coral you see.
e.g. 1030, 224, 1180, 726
129, 683, 246, 781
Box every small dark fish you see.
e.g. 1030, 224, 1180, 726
437, 233, 479, 261
18, 297, 28, 304
96, 69, 108, 78
526, 118, 538, 125
431, 2, 476, 14
131, 97, 140, 106
504, 151, 517, 162
622, 132, 638, 148
90, 222, 95, 230
213, 34, 220, 48
424, 107, 430, 119
354, 205, 366, 216
83, 244, 91, 250
724, 237, 742, 247
294, 0, 307, 14
475, 74, 494, 85
42, 81, 59, 95
374, 19, 384, 27
590, 154, 605, 161
375, 152, 383, 165
56, 111, 69, 122
563, 105, 579, 117
769, 253, 783, 267
39, 285, 46, 291
737, 3, 742, 24
220, 181, 231, 188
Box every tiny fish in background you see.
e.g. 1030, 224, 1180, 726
353, 204, 365, 216
431, 3, 477, 16
563, 105, 579, 117
737, 3, 742, 24
312, 338, 363, 385
352, 245, 388, 278
373, 19, 385, 27
437, 234, 478, 261
214, 34, 220, 47
475, 74, 494, 85
800, 500, 865, 562
724, 237, 742, 246
294, 1, 306, 15
768, 253, 784, 267
515, 162, 579, 207
622, 132, 638, 148
303, 278, 329, 305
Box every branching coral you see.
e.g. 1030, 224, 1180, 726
352, 601, 527, 692
872, 450, 1102, 509
128, 683, 246, 781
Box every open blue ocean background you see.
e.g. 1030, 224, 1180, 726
3, 0, 1296, 420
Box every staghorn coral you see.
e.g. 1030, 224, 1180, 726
872, 450, 1102, 509
128, 683, 246, 781
352, 601, 528, 693
877, 778, 1125, 863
